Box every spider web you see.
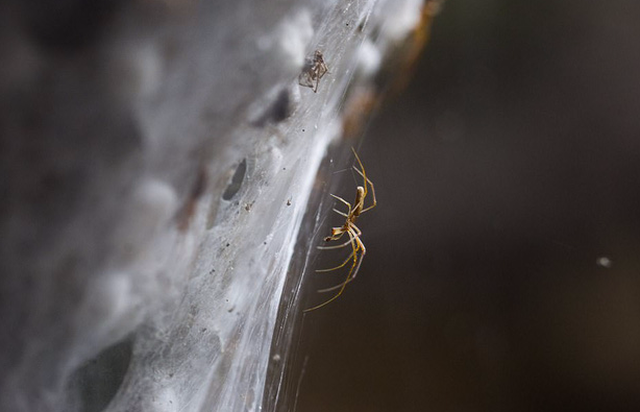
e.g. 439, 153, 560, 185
0, 1, 434, 411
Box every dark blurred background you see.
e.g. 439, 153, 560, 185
297, 1, 640, 411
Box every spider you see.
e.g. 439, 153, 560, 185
304, 148, 377, 312
298, 50, 329, 93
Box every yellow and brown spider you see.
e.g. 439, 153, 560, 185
304, 148, 377, 312
298, 50, 329, 93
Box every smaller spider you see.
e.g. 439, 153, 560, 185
298, 50, 329, 93
304, 148, 376, 312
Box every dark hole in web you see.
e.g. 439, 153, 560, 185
67, 336, 133, 412
222, 159, 247, 201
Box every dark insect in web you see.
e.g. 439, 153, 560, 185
298, 50, 329, 93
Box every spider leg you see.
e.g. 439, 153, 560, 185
352, 159, 377, 213
315, 247, 356, 272
321, 226, 346, 243
305, 229, 359, 312
332, 208, 348, 218
298, 72, 315, 89
330, 193, 352, 214
313, 70, 320, 92
317, 228, 365, 292
317, 252, 362, 292
317, 236, 356, 250
319, 62, 328, 77
318, 223, 360, 249
349, 232, 366, 281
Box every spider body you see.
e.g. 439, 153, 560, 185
305, 148, 376, 312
